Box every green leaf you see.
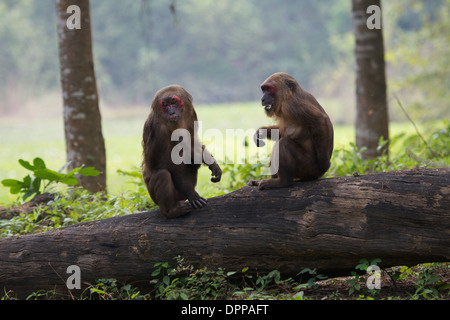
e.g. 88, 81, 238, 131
23, 175, 32, 187
65, 169, 76, 178
10, 186, 22, 194
2, 179, 25, 194
117, 169, 142, 178
180, 292, 189, 300
89, 288, 107, 295
33, 157, 46, 169
19, 159, 35, 171
370, 258, 382, 266
151, 269, 161, 277
78, 167, 101, 176
34, 169, 65, 181
62, 177, 78, 186
356, 258, 369, 271
298, 268, 315, 275
1, 179, 23, 188
32, 178, 42, 192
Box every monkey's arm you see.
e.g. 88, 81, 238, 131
202, 146, 222, 183
254, 125, 279, 147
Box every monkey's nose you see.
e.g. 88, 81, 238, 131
167, 107, 177, 116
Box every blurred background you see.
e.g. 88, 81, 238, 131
1, 0, 448, 120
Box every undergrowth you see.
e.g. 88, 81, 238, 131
3, 257, 448, 300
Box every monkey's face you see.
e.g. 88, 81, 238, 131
261, 82, 276, 116
159, 94, 185, 122
261, 73, 300, 117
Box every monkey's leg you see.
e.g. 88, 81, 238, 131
172, 169, 207, 209
251, 138, 296, 190
149, 169, 191, 218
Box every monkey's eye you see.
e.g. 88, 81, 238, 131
261, 84, 274, 94
170, 98, 177, 105
161, 101, 168, 108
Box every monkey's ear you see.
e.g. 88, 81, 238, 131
285, 79, 296, 91
181, 88, 193, 104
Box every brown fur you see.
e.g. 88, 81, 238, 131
142, 85, 221, 218
249, 72, 334, 189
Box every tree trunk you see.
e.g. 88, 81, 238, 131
352, 0, 389, 158
56, 0, 106, 193
0, 168, 449, 298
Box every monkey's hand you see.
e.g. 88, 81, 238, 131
253, 129, 266, 147
209, 162, 222, 183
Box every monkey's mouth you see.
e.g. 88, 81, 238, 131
263, 104, 273, 112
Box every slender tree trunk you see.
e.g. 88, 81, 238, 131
352, 0, 389, 159
56, 0, 106, 192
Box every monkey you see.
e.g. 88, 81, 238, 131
142, 85, 222, 218
248, 72, 333, 190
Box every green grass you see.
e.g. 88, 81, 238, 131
0, 102, 447, 206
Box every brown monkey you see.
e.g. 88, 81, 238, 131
249, 72, 333, 189
142, 85, 222, 218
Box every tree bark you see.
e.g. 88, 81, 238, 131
352, 0, 389, 158
0, 168, 449, 298
56, 0, 106, 193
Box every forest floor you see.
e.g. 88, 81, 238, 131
299, 264, 450, 300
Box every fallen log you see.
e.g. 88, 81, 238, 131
0, 167, 449, 298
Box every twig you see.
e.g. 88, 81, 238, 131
393, 93, 438, 159
48, 262, 75, 300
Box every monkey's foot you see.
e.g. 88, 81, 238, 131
248, 179, 260, 187
248, 178, 292, 190
163, 201, 192, 219
189, 196, 207, 209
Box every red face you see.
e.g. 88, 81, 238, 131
261, 82, 275, 114
159, 95, 184, 121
